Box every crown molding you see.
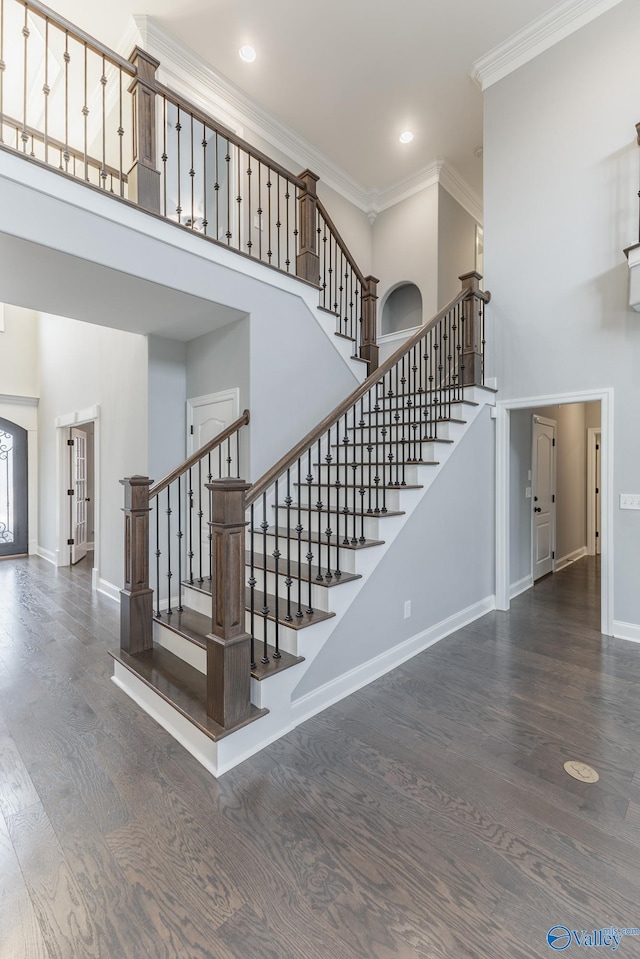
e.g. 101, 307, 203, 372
369, 158, 483, 224
470, 0, 626, 91
131, 16, 370, 211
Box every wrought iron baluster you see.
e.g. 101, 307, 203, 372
82, 44, 88, 179
225, 138, 231, 244
236, 146, 242, 251
306, 448, 314, 611
257, 160, 262, 261
166, 487, 173, 612
176, 105, 182, 222
284, 469, 292, 622
285, 181, 290, 272
21, 5, 29, 153
118, 66, 124, 196
0, 0, 4, 145
176, 476, 183, 611
154, 495, 161, 616
296, 457, 303, 618
197, 459, 203, 583
161, 96, 167, 216
261, 492, 269, 663
273, 479, 281, 658
188, 466, 194, 584
202, 122, 208, 235
246, 154, 252, 254
207, 453, 213, 582
100, 54, 107, 188
189, 113, 195, 228
249, 503, 256, 669
325, 428, 332, 579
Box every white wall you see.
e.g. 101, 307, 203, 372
37, 313, 148, 592
0, 303, 38, 398
148, 335, 187, 483
438, 185, 478, 309
186, 317, 250, 475
293, 405, 496, 698
484, 0, 640, 628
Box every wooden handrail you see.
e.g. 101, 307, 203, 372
150, 409, 250, 499
316, 197, 367, 287
155, 82, 306, 191
246, 285, 490, 506
23, 0, 137, 75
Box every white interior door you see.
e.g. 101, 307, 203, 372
186, 390, 240, 582
532, 416, 556, 581
71, 427, 88, 564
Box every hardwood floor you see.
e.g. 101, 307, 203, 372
2, 554, 640, 957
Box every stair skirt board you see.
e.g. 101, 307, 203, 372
112, 393, 496, 777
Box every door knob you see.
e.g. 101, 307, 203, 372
533, 495, 538, 502
534, 507, 541, 513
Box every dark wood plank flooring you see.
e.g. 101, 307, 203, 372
2, 554, 640, 957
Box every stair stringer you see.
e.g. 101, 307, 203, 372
213, 389, 497, 776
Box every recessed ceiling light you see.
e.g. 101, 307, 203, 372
239, 45, 256, 62
399, 131, 414, 144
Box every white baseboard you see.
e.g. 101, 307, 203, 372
555, 546, 587, 573
97, 578, 121, 603
510, 574, 533, 600
291, 594, 496, 727
613, 620, 640, 643
36, 545, 57, 565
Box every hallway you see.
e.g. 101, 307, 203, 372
1, 555, 640, 957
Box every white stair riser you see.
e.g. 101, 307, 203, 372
294, 484, 402, 512
250, 532, 359, 573
154, 620, 206, 673
272, 505, 383, 539
313, 463, 423, 485
247, 571, 332, 611
245, 613, 300, 657
181, 584, 212, 617
323, 446, 444, 465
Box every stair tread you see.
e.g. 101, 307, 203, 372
184, 579, 336, 630
340, 436, 455, 442
256, 526, 385, 550
274, 503, 405, 518
110, 647, 267, 741
244, 551, 362, 587
293, 481, 423, 492
314, 462, 440, 468
155, 609, 304, 680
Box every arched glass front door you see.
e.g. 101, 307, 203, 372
0, 417, 28, 557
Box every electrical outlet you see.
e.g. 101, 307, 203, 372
404, 600, 411, 619
620, 494, 640, 510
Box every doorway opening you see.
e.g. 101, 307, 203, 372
495, 389, 612, 636
0, 416, 28, 558
55, 406, 99, 586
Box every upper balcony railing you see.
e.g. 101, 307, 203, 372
1, 0, 378, 368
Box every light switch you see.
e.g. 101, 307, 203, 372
620, 494, 640, 510
525, 487, 531, 498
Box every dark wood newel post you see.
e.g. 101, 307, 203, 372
205, 479, 252, 729
127, 47, 161, 214
360, 275, 380, 372
296, 169, 320, 285
459, 271, 484, 387
120, 476, 154, 655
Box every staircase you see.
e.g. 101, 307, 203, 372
111, 273, 494, 776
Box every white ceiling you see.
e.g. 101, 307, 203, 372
44, 0, 614, 200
